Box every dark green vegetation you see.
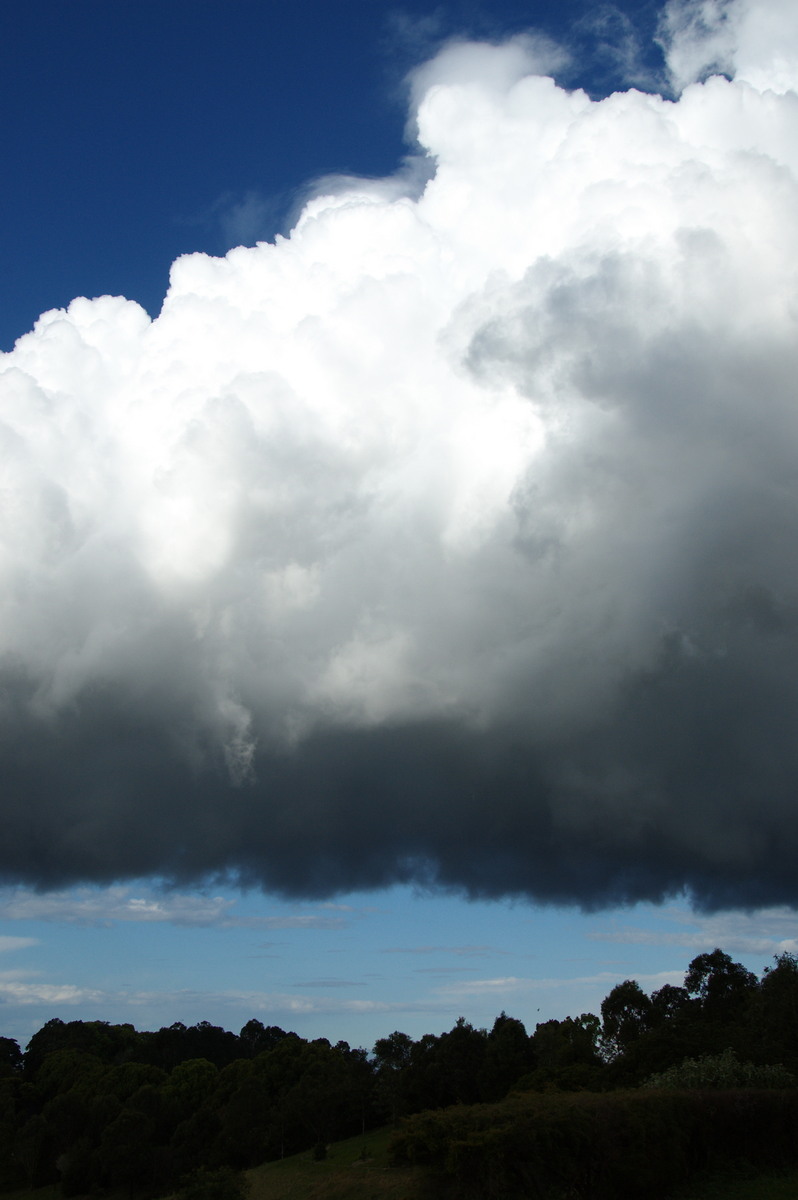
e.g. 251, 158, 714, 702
392, 1088, 798, 1198
2, 949, 798, 1199
672, 1168, 798, 1200
5, 1124, 798, 1200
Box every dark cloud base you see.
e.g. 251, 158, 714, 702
2, 629, 795, 911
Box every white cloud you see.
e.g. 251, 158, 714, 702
218, 991, 445, 1017
0, 980, 106, 1006
590, 905, 798, 958
0, 887, 348, 930
406, 32, 569, 134
435, 969, 684, 998
0, 936, 37, 953
659, 0, 798, 93
0, 977, 444, 1020
381, 945, 509, 957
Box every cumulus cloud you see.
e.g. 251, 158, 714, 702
1, 0, 798, 910
659, 0, 798, 92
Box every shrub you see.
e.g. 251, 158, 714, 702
390, 1088, 798, 1199
643, 1048, 795, 1090
176, 1165, 248, 1200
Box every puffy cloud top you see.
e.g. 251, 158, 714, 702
660, 0, 798, 93
2, 0, 798, 907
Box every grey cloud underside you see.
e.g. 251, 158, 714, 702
3, 610, 798, 910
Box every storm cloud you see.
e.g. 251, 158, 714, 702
2, 0, 798, 909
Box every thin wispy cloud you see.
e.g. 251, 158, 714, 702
0, 980, 107, 1006
0, 888, 349, 930
381, 944, 509, 957
435, 970, 684, 998
290, 979, 367, 989
0, 976, 445, 1021
590, 907, 798, 958
413, 966, 483, 975
0, 936, 38, 953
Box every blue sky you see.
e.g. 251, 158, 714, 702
1, 0, 662, 352
3, 882, 798, 1051
2, 0, 798, 1054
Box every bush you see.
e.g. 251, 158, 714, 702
176, 1165, 248, 1200
390, 1088, 798, 1199
643, 1048, 795, 1090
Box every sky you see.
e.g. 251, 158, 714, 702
1, 0, 798, 1052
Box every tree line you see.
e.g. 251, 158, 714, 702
1, 947, 797, 1196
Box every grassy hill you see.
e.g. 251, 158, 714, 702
247, 1126, 798, 1200
4, 1128, 798, 1200
246, 1126, 427, 1200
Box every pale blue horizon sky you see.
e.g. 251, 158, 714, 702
2, 883, 796, 1051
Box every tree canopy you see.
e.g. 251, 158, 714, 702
0, 947, 794, 1196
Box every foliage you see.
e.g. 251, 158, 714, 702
672, 1166, 798, 1200
685, 951, 757, 1012
391, 1088, 798, 1200
177, 1165, 248, 1200
601, 980, 653, 1060
643, 1048, 795, 1090
0, 1040, 22, 1078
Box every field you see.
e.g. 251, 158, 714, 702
250, 1131, 798, 1200
5, 1134, 798, 1200
250, 1137, 798, 1200
247, 1126, 428, 1200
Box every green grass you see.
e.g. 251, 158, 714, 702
246, 1143, 798, 1200
246, 1126, 429, 1200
